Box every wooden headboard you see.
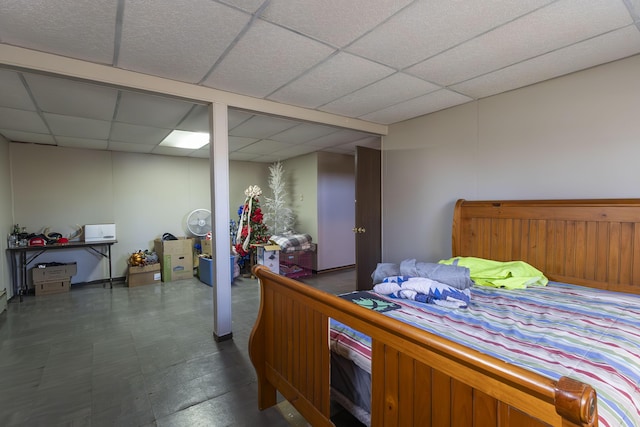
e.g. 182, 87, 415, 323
452, 198, 640, 294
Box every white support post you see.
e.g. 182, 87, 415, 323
209, 102, 232, 341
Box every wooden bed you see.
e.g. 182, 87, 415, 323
249, 198, 640, 426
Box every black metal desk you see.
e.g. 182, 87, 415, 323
7, 240, 117, 300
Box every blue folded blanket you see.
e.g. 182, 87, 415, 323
373, 276, 470, 309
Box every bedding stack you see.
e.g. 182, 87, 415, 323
269, 233, 316, 279
370, 258, 474, 308
369, 257, 548, 308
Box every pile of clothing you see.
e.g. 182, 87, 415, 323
371, 259, 473, 308
370, 257, 548, 309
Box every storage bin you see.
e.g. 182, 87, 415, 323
199, 255, 236, 287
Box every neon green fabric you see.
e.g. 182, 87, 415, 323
439, 257, 548, 289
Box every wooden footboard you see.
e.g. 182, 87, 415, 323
249, 266, 597, 427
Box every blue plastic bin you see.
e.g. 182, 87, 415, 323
199, 256, 235, 287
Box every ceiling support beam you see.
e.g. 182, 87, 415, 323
0, 44, 387, 136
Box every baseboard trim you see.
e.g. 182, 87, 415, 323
71, 277, 127, 287
0, 289, 7, 314
315, 265, 355, 274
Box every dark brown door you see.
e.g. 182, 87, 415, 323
355, 146, 381, 290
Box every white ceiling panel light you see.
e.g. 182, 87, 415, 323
160, 130, 210, 149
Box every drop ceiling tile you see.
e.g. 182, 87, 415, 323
268, 52, 395, 108
228, 110, 254, 129
305, 129, 373, 148
0, 1, 116, 64
360, 90, 472, 124
451, 26, 640, 99
118, 0, 250, 83
261, 0, 413, 47
347, 0, 553, 69
57, 136, 108, 150
0, 129, 55, 145
339, 136, 382, 151
229, 136, 258, 151
177, 105, 210, 133
0, 107, 49, 133
44, 113, 111, 139
110, 122, 171, 145
407, 0, 633, 86
0, 70, 36, 110
230, 115, 299, 138
189, 148, 210, 159
219, 0, 266, 13
203, 20, 334, 98
269, 123, 338, 144
229, 152, 260, 161
152, 146, 197, 157
1, 0, 637, 162
320, 73, 440, 117
238, 139, 293, 154
25, 73, 118, 121
116, 92, 193, 128
108, 141, 155, 154
271, 144, 318, 159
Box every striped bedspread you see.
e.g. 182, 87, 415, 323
329, 282, 640, 427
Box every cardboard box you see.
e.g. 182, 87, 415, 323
34, 280, 70, 296
256, 244, 280, 274
154, 237, 193, 282
127, 263, 161, 287
159, 254, 193, 281
84, 224, 116, 242
32, 263, 77, 284
201, 239, 212, 255
154, 237, 193, 255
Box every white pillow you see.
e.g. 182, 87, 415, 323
373, 282, 401, 295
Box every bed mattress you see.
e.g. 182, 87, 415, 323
330, 282, 640, 427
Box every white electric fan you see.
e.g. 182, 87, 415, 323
186, 209, 212, 237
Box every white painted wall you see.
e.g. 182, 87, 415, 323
383, 54, 640, 264
7, 143, 269, 289
284, 152, 356, 270
0, 135, 12, 298
284, 153, 318, 239
317, 152, 355, 270
4, 139, 358, 289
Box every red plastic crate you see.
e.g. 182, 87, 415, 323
279, 249, 315, 278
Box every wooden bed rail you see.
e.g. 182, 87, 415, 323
249, 265, 597, 427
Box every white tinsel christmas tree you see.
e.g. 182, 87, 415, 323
264, 161, 295, 235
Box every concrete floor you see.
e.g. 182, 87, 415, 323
0, 268, 361, 426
